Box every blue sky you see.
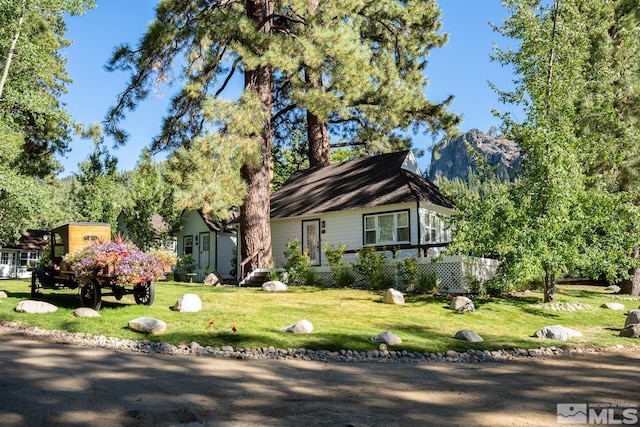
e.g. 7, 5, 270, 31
59, 1, 516, 177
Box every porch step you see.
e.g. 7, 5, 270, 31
239, 268, 272, 287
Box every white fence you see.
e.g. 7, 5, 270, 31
309, 255, 499, 294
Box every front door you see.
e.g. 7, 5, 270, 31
302, 220, 321, 266
199, 232, 210, 269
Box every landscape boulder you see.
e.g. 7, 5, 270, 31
605, 285, 621, 293
282, 319, 313, 334
383, 288, 405, 305
172, 293, 202, 313
600, 302, 626, 311
15, 300, 57, 314
203, 272, 223, 286
0, 290, 8, 298
454, 330, 483, 342
370, 331, 402, 346
73, 307, 100, 318
534, 325, 583, 341
128, 317, 167, 335
450, 296, 475, 312
262, 281, 288, 292
624, 310, 640, 328
619, 323, 640, 338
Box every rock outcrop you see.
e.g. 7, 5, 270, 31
429, 129, 521, 182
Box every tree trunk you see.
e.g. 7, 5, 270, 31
0, 0, 26, 100
305, 0, 330, 168
543, 265, 555, 303
307, 107, 330, 167
240, 0, 274, 273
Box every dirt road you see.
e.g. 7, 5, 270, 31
1, 328, 639, 426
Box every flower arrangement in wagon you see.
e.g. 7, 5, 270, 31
64, 240, 165, 286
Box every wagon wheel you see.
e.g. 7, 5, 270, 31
133, 282, 155, 306
79, 279, 102, 310
30, 270, 42, 298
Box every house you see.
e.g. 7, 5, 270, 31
116, 211, 177, 252
175, 209, 238, 280
268, 150, 498, 293
270, 150, 454, 267
0, 230, 49, 279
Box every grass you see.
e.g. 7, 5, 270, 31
0, 279, 638, 354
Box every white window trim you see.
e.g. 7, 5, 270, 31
363, 210, 410, 245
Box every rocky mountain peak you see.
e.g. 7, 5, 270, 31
428, 129, 521, 182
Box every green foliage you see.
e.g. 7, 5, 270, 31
323, 243, 354, 287
415, 270, 440, 294
282, 240, 318, 286
175, 254, 196, 274
71, 128, 124, 228
354, 246, 392, 290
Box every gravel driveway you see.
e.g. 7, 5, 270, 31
1, 326, 639, 426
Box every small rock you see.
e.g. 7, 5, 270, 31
606, 285, 621, 293
128, 317, 167, 335
600, 302, 625, 311
534, 325, 583, 341
370, 331, 402, 346
73, 307, 100, 318
262, 281, 288, 292
15, 300, 57, 314
204, 272, 223, 286
454, 330, 483, 342
450, 296, 475, 312
0, 291, 8, 298
445, 350, 459, 358
282, 319, 313, 334
619, 323, 640, 338
383, 288, 405, 305
172, 293, 202, 313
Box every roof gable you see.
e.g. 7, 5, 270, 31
271, 151, 453, 219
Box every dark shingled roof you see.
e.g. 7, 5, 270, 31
196, 208, 238, 234
3, 230, 49, 250
271, 151, 453, 219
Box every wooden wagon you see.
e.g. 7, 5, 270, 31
30, 222, 156, 310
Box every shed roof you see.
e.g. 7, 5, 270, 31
270, 150, 453, 219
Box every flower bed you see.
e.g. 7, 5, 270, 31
64, 241, 165, 286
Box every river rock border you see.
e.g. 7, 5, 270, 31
2, 320, 638, 364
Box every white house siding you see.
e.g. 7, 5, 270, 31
177, 210, 212, 270
271, 202, 422, 267
216, 233, 237, 278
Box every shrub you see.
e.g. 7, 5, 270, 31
416, 270, 440, 294
324, 243, 354, 287
283, 240, 318, 285
396, 257, 418, 290
354, 246, 392, 289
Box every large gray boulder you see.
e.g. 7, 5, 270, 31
600, 302, 626, 311
282, 319, 313, 334
454, 330, 483, 342
624, 310, 640, 328
128, 317, 167, 335
450, 296, 475, 312
534, 325, 583, 341
262, 281, 288, 292
0, 290, 8, 298
203, 272, 223, 286
619, 323, 640, 338
370, 331, 402, 346
383, 288, 405, 305
172, 293, 202, 313
15, 300, 57, 314
73, 307, 100, 318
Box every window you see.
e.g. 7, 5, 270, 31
424, 212, 451, 243
20, 251, 38, 267
1, 252, 10, 265
364, 211, 410, 245
184, 236, 193, 255
201, 234, 210, 252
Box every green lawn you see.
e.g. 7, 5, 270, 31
0, 278, 637, 353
